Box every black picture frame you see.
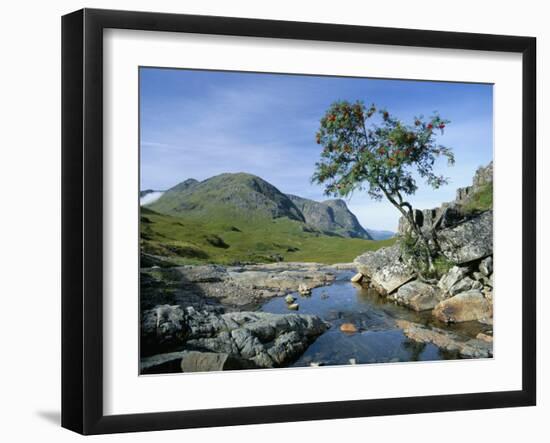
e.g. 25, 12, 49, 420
62, 8, 537, 435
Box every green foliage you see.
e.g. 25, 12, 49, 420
432, 255, 455, 278
400, 231, 454, 278
400, 231, 432, 276
312, 100, 454, 201
461, 182, 493, 214
140, 208, 395, 265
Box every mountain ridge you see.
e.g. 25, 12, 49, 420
146, 172, 371, 239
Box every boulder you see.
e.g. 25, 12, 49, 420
287, 303, 299, 311
140, 351, 189, 374
432, 290, 493, 324
141, 305, 188, 351
285, 294, 296, 304
354, 244, 414, 294
438, 266, 470, 295
438, 211, 493, 264
479, 256, 493, 276
185, 311, 329, 368
396, 320, 493, 358
448, 276, 483, 296
390, 280, 443, 311
140, 350, 257, 373
180, 351, 253, 372
350, 272, 363, 283
142, 305, 329, 369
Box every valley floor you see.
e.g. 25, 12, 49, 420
140, 261, 492, 374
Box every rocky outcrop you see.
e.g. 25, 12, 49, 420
398, 203, 464, 236
456, 162, 493, 203
141, 305, 329, 370
287, 194, 372, 239
396, 320, 493, 358
432, 290, 493, 324
141, 263, 338, 311
140, 350, 257, 373
389, 280, 444, 311
438, 210, 493, 264
354, 244, 414, 294
353, 163, 493, 326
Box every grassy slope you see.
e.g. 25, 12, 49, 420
140, 207, 395, 265
462, 182, 493, 214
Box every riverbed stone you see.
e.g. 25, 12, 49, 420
432, 290, 493, 324
351, 272, 363, 283
340, 323, 358, 333
184, 311, 329, 368
397, 320, 493, 358
354, 244, 414, 294
285, 294, 296, 304
390, 280, 443, 311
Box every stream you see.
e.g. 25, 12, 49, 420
260, 271, 489, 367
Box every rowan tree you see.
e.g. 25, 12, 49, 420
312, 100, 454, 271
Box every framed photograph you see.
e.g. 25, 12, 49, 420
62, 8, 536, 435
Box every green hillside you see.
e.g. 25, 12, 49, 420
148, 173, 304, 222
140, 207, 395, 266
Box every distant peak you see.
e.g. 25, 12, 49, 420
168, 178, 199, 193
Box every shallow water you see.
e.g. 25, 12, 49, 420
260, 271, 489, 367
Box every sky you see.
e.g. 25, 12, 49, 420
140, 68, 493, 231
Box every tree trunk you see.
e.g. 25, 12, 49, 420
406, 213, 435, 273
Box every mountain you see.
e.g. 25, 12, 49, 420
365, 229, 395, 240
148, 173, 305, 222
140, 189, 165, 205
287, 194, 372, 239
146, 172, 373, 239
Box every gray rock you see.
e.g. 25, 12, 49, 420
398, 203, 465, 235
448, 276, 483, 296
354, 244, 414, 294
438, 211, 493, 264
479, 256, 493, 276
397, 320, 492, 358
141, 305, 188, 351
456, 162, 493, 203
432, 290, 493, 324
180, 351, 240, 372
140, 351, 189, 374
140, 350, 254, 373
228, 267, 334, 294
287, 194, 373, 239
285, 294, 296, 304
438, 266, 470, 295
473, 271, 485, 281
390, 280, 443, 311
185, 311, 329, 368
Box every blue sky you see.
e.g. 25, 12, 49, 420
140, 68, 493, 231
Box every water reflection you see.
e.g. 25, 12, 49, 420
260, 272, 486, 367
